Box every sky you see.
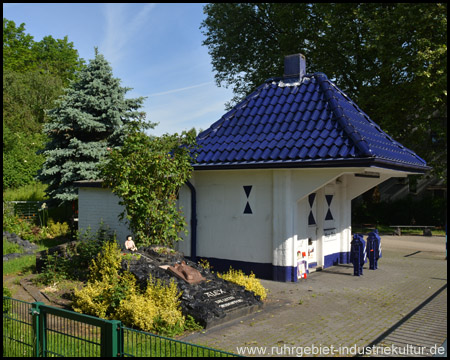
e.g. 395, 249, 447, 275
3, 3, 235, 136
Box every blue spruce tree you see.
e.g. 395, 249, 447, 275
37, 49, 153, 204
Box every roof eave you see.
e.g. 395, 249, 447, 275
73, 180, 105, 188
193, 158, 430, 174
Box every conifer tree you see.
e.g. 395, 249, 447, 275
37, 49, 152, 204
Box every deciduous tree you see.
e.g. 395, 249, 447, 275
101, 120, 197, 248
3, 18, 85, 189
201, 3, 447, 177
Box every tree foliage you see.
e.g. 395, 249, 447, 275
3, 18, 84, 84
101, 121, 197, 248
201, 3, 447, 178
37, 51, 147, 204
3, 18, 85, 189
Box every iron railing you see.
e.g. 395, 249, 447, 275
3, 297, 34, 357
3, 297, 240, 357
3, 201, 44, 221
121, 326, 237, 357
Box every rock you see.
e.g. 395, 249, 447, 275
3, 253, 23, 262
121, 246, 264, 329
3, 231, 39, 262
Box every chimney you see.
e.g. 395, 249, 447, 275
284, 53, 306, 82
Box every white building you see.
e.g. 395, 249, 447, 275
76, 55, 429, 282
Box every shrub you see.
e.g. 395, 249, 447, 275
45, 219, 70, 238
198, 258, 212, 270
72, 240, 189, 336
218, 267, 267, 300
88, 240, 123, 282
72, 240, 136, 317
115, 292, 158, 332
116, 276, 185, 336
3, 211, 35, 240
72, 272, 137, 319
72, 223, 117, 280
2, 207, 69, 243
144, 276, 184, 334
35, 251, 70, 285
100, 126, 197, 248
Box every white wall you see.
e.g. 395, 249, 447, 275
183, 170, 274, 264
78, 187, 130, 246
78, 166, 407, 280
182, 167, 375, 271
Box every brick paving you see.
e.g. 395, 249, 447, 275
181, 236, 447, 357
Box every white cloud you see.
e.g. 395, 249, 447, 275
101, 3, 156, 67
147, 81, 213, 97
145, 83, 231, 136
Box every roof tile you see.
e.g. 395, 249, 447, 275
193, 73, 428, 171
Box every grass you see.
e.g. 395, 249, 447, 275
3, 238, 24, 255
3, 182, 49, 202
3, 235, 69, 276
3, 254, 36, 276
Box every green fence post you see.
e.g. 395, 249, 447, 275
101, 319, 122, 357
30, 302, 45, 357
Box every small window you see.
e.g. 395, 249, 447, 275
243, 185, 253, 214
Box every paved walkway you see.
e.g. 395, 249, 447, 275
182, 236, 447, 357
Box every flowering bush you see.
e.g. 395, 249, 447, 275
218, 267, 267, 300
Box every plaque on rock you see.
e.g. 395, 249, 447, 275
121, 246, 264, 329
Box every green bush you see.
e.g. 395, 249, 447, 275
116, 276, 186, 336
35, 251, 70, 285
45, 219, 70, 238
3, 209, 70, 244
34, 223, 115, 286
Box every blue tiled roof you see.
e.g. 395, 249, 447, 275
193, 73, 429, 172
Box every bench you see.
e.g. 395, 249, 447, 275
389, 225, 435, 236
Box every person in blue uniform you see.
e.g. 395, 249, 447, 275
366, 230, 382, 270
350, 234, 366, 276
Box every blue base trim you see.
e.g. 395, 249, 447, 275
197, 257, 274, 280
272, 265, 296, 282
191, 251, 351, 282
324, 251, 351, 268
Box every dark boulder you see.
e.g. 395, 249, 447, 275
121, 246, 264, 328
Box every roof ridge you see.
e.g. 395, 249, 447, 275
314, 72, 372, 158
314, 73, 427, 166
